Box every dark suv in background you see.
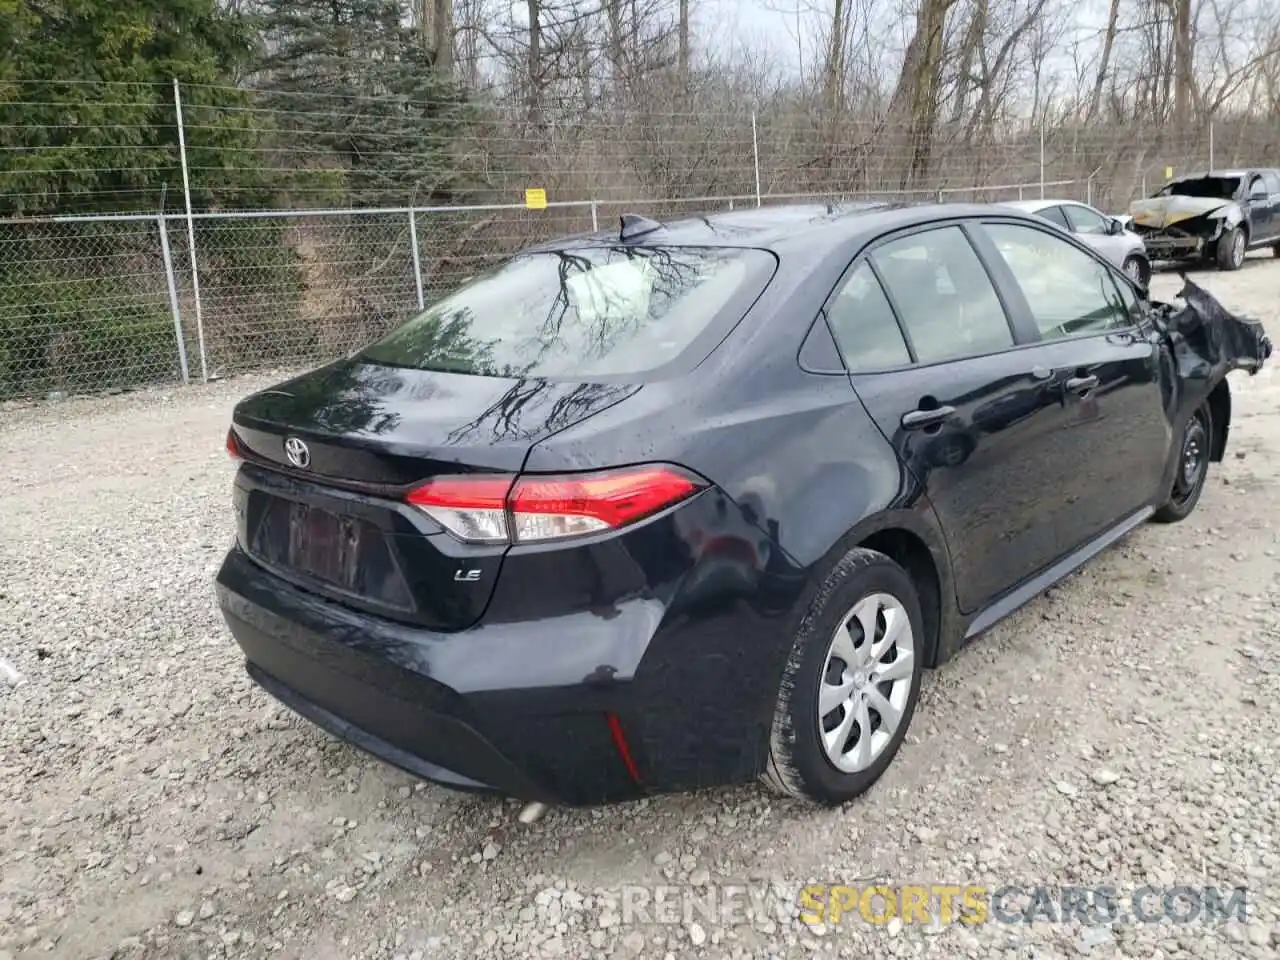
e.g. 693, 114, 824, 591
1128, 168, 1280, 270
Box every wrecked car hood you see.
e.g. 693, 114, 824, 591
1153, 276, 1271, 385
1129, 195, 1235, 230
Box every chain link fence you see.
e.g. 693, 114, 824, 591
0, 218, 185, 398
4, 180, 1099, 398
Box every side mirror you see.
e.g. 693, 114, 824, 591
1109, 217, 1124, 235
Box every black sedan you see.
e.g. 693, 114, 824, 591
216, 203, 1270, 808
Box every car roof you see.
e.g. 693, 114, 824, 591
1168, 169, 1271, 182
1001, 199, 1085, 212
523, 201, 1048, 255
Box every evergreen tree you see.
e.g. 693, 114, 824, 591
250, 0, 474, 206
0, 0, 257, 215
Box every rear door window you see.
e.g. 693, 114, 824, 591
360, 246, 775, 379
870, 226, 1016, 364
824, 262, 911, 372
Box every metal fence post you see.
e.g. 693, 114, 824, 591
157, 214, 191, 384
1039, 124, 1045, 199
751, 111, 762, 208
408, 208, 425, 311
173, 78, 208, 382
1208, 118, 1215, 171
590, 201, 599, 232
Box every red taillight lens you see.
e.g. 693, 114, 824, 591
509, 466, 702, 541
405, 465, 704, 544
226, 428, 243, 460
405, 474, 515, 543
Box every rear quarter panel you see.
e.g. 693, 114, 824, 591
516, 249, 958, 789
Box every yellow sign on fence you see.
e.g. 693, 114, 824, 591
525, 188, 548, 210
1165, 166, 1174, 179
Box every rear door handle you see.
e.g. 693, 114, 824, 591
901, 406, 956, 430
1064, 375, 1099, 394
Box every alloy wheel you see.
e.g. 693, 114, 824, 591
1232, 231, 1245, 267
817, 593, 915, 773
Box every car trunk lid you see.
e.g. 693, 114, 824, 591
230, 359, 638, 631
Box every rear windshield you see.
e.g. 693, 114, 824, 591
360, 245, 774, 379
1159, 177, 1240, 199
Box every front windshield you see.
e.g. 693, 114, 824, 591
359, 245, 774, 379
1159, 177, 1240, 200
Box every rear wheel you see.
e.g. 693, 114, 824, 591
1215, 226, 1246, 271
1153, 403, 1212, 523
763, 548, 924, 806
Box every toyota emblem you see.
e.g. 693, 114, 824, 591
283, 436, 311, 469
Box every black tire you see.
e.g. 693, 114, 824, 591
1153, 403, 1212, 523
1121, 254, 1151, 289
762, 547, 924, 806
1215, 226, 1246, 271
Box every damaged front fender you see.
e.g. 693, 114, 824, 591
1153, 274, 1272, 376
1149, 275, 1271, 440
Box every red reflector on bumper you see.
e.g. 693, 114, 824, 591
605, 713, 643, 785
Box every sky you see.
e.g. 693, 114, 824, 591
690, 0, 1110, 82
696, 0, 812, 69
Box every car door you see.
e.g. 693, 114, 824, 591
975, 219, 1173, 553
825, 223, 1081, 614
1258, 171, 1280, 243
1245, 173, 1271, 244
1061, 202, 1125, 268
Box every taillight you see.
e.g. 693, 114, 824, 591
405, 475, 514, 543
226, 428, 243, 460
406, 465, 705, 544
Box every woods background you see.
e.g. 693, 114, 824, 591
2, 0, 1279, 398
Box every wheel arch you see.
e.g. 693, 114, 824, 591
857, 527, 945, 669
794, 510, 959, 670
1207, 377, 1231, 462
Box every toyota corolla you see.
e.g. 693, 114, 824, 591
216, 203, 1270, 808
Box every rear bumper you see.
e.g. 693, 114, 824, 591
216, 546, 657, 806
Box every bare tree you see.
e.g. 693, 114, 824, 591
887, 0, 962, 185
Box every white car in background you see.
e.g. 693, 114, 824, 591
1001, 199, 1151, 287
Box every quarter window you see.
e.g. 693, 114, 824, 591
983, 222, 1130, 339
870, 226, 1015, 364
824, 262, 911, 372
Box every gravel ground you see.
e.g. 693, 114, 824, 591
2, 257, 1280, 960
